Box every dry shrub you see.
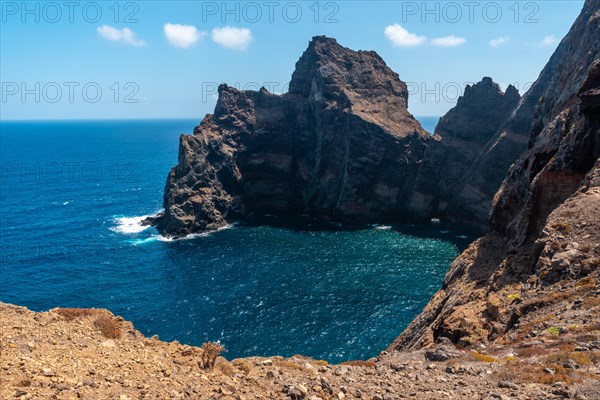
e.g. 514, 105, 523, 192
55, 308, 97, 321
497, 361, 572, 385
468, 351, 499, 363
544, 351, 600, 366
93, 315, 122, 339
274, 360, 304, 371
550, 221, 573, 235
199, 341, 224, 370
515, 346, 547, 358
341, 360, 376, 368
522, 364, 572, 384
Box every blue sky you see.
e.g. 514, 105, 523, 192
0, 0, 584, 120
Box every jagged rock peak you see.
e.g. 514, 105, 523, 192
156, 36, 432, 236
289, 36, 406, 100
434, 77, 521, 144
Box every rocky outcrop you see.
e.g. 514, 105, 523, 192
157, 36, 433, 236
392, 0, 600, 351
157, 37, 528, 236
408, 78, 521, 226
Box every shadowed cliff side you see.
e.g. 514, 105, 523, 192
392, 0, 600, 351
408, 78, 521, 226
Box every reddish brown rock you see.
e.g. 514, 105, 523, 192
393, 0, 600, 351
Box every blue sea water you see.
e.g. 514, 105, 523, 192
416, 116, 440, 134
0, 118, 468, 362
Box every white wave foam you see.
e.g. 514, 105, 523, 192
110, 215, 152, 234
130, 236, 159, 245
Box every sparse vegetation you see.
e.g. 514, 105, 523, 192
507, 293, 521, 302
467, 351, 498, 363
550, 221, 573, 234
546, 326, 560, 336
341, 360, 376, 368
93, 315, 122, 339
55, 308, 96, 321
199, 341, 224, 370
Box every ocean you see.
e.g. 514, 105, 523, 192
0, 118, 470, 363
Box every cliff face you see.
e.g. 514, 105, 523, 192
158, 36, 433, 236
157, 37, 528, 236
408, 78, 521, 225
393, 0, 600, 350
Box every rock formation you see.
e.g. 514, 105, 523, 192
392, 0, 600, 351
156, 37, 529, 236
408, 78, 521, 227
157, 36, 434, 236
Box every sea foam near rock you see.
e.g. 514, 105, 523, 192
110, 215, 153, 234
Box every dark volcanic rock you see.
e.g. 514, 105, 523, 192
491, 0, 600, 247
408, 78, 521, 226
392, 0, 600, 351
157, 36, 432, 236
157, 36, 529, 236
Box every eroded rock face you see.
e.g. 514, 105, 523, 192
157, 37, 529, 236
393, 0, 600, 350
408, 78, 521, 226
158, 36, 432, 236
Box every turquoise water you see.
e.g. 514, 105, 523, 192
0, 118, 468, 362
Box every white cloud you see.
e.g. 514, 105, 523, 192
384, 23, 426, 47
431, 35, 466, 47
97, 25, 146, 47
211, 26, 253, 50
164, 23, 207, 49
541, 35, 558, 46
490, 36, 509, 47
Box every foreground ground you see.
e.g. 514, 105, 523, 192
1, 302, 599, 400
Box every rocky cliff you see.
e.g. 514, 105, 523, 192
156, 37, 529, 236
157, 36, 433, 236
408, 78, 521, 226
392, 0, 600, 351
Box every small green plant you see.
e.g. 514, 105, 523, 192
507, 293, 521, 302
546, 326, 560, 336
199, 341, 225, 370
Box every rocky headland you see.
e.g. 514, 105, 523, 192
2, 0, 599, 399
153, 35, 526, 237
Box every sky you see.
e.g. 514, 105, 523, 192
0, 0, 585, 120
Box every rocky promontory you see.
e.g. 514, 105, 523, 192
155, 37, 529, 237
157, 36, 433, 236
